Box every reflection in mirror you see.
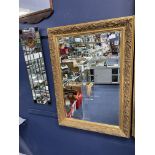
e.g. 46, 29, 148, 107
19, 0, 51, 16
59, 31, 120, 125
20, 27, 51, 104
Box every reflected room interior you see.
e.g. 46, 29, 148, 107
59, 31, 120, 125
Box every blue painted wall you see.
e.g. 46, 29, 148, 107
19, 0, 135, 155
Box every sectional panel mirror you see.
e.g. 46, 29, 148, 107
20, 27, 51, 104
48, 16, 134, 138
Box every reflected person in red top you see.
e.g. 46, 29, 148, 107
60, 43, 69, 56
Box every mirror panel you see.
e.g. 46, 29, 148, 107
19, 0, 53, 24
58, 31, 120, 125
19, 0, 51, 16
20, 27, 51, 104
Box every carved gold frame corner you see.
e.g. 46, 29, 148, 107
48, 16, 135, 138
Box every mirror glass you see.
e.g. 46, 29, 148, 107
19, 0, 51, 16
58, 31, 120, 125
20, 27, 51, 104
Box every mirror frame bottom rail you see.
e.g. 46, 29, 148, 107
48, 16, 134, 138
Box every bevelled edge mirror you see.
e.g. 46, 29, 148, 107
47, 16, 134, 138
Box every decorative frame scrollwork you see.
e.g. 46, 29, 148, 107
48, 16, 134, 138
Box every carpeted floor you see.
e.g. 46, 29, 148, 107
73, 84, 119, 125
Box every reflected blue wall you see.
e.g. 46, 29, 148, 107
19, 0, 135, 155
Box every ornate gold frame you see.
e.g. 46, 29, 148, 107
48, 16, 134, 138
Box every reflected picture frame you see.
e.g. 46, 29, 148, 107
48, 16, 134, 138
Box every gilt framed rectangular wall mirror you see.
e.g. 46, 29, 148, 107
48, 16, 134, 138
